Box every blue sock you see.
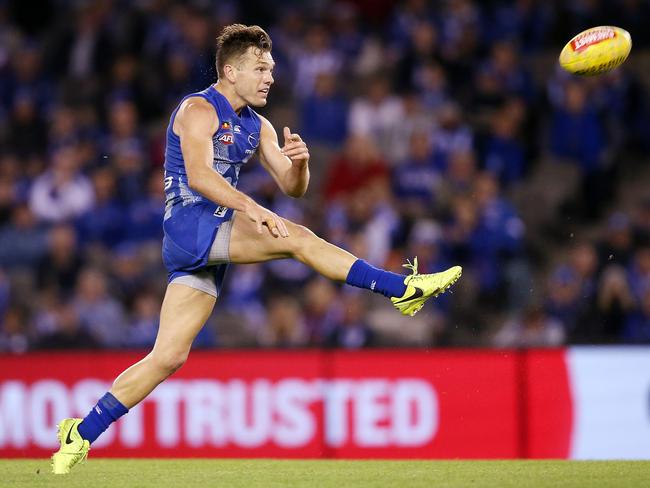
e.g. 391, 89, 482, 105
345, 259, 407, 298
77, 392, 129, 444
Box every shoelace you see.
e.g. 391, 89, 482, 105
402, 257, 419, 277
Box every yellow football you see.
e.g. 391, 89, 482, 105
559, 26, 632, 76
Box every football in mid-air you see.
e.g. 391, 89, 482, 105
559, 26, 632, 76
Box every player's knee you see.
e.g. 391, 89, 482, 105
288, 224, 317, 257
152, 349, 188, 376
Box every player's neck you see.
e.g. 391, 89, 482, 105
213, 82, 247, 114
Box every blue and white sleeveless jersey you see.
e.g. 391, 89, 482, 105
162, 85, 261, 274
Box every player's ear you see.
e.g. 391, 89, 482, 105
223, 64, 237, 83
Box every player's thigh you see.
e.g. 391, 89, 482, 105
228, 210, 305, 263
152, 283, 216, 358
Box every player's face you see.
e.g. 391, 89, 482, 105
234, 48, 275, 107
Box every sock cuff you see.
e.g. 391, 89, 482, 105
99, 392, 129, 417
346, 259, 367, 282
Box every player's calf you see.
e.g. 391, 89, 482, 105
150, 348, 189, 377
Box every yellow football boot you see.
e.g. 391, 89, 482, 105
51, 418, 90, 475
391, 257, 462, 316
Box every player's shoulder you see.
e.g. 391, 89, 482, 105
179, 96, 217, 119
177, 96, 219, 132
255, 112, 274, 134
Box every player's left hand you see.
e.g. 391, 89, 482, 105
281, 127, 309, 167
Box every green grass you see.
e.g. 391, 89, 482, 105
1, 459, 649, 488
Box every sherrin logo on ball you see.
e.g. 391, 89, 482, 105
559, 26, 632, 76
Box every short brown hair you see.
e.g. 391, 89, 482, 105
215, 24, 272, 78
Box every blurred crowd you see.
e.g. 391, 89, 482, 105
0, 0, 650, 353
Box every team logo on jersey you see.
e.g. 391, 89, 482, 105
219, 133, 234, 145
248, 132, 259, 147
221, 122, 231, 130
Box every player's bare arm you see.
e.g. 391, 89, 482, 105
176, 98, 288, 238
257, 115, 310, 198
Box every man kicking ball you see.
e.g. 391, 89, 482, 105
52, 24, 461, 474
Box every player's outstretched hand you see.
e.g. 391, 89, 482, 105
281, 127, 309, 167
244, 200, 289, 238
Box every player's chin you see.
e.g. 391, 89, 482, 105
249, 93, 269, 107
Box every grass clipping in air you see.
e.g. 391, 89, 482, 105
2, 459, 649, 487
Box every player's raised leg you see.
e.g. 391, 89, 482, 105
228, 212, 462, 316
51, 284, 216, 474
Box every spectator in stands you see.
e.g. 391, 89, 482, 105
345, 187, 399, 267
47, 105, 82, 151
303, 278, 342, 346
0, 269, 9, 315
103, 99, 144, 160
0, 306, 29, 353
597, 265, 635, 341
348, 76, 405, 163
392, 130, 442, 218
493, 304, 565, 348
623, 288, 650, 343
46, 2, 113, 81
73, 268, 126, 347
489, 0, 551, 52
430, 102, 474, 171
327, 291, 375, 349
299, 72, 348, 146
480, 40, 534, 103
389, 0, 435, 55
570, 241, 599, 300
563, 242, 603, 341
390, 91, 439, 163
544, 265, 583, 334
292, 24, 342, 99
441, 149, 477, 201
597, 212, 635, 269
6, 94, 47, 157
36, 224, 83, 296
330, 3, 364, 68
0, 204, 48, 270
162, 49, 192, 112
112, 145, 149, 204
109, 245, 147, 302
29, 144, 94, 223
107, 55, 154, 120
222, 264, 266, 335
180, 7, 217, 90
550, 80, 610, 218
76, 167, 124, 249
408, 220, 447, 270
394, 20, 442, 92
123, 171, 164, 244
3, 41, 52, 122
258, 295, 308, 348
633, 198, 650, 246
33, 300, 99, 350
124, 290, 160, 349
472, 172, 525, 304
438, 0, 481, 75
482, 106, 526, 187
323, 135, 389, 202
628, 246, 650, 302
0, 155, 23, 226
413, 62, 450, 112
